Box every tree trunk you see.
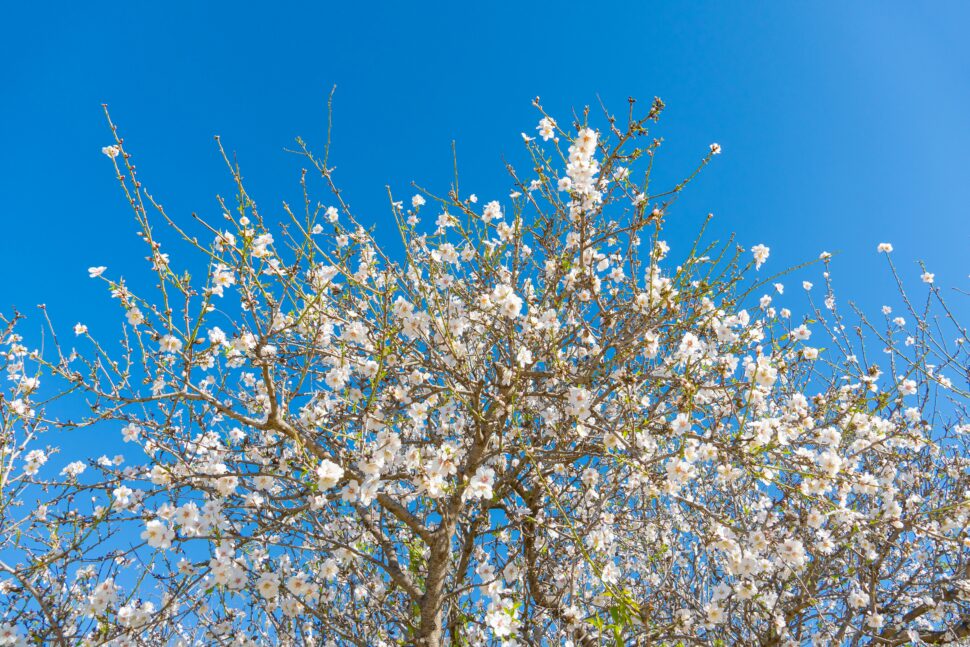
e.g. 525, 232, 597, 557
415, 518, 456, 647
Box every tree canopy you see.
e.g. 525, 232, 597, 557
1, 97, 968, 646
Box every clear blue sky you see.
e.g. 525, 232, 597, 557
0, 2, 968, 615
2, 1, 968, 335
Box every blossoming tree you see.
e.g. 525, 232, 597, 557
2, 96, 968, 646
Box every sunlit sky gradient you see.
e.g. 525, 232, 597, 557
2, 2, 967, 341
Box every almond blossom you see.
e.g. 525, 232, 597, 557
0, 98, 967, 647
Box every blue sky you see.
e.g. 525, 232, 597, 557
1, 1, 967, 338
0, 2, 968, 626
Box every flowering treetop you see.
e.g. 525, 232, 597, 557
1, 95, 968, 647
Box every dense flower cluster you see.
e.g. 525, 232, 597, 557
0, 97, 967, 646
